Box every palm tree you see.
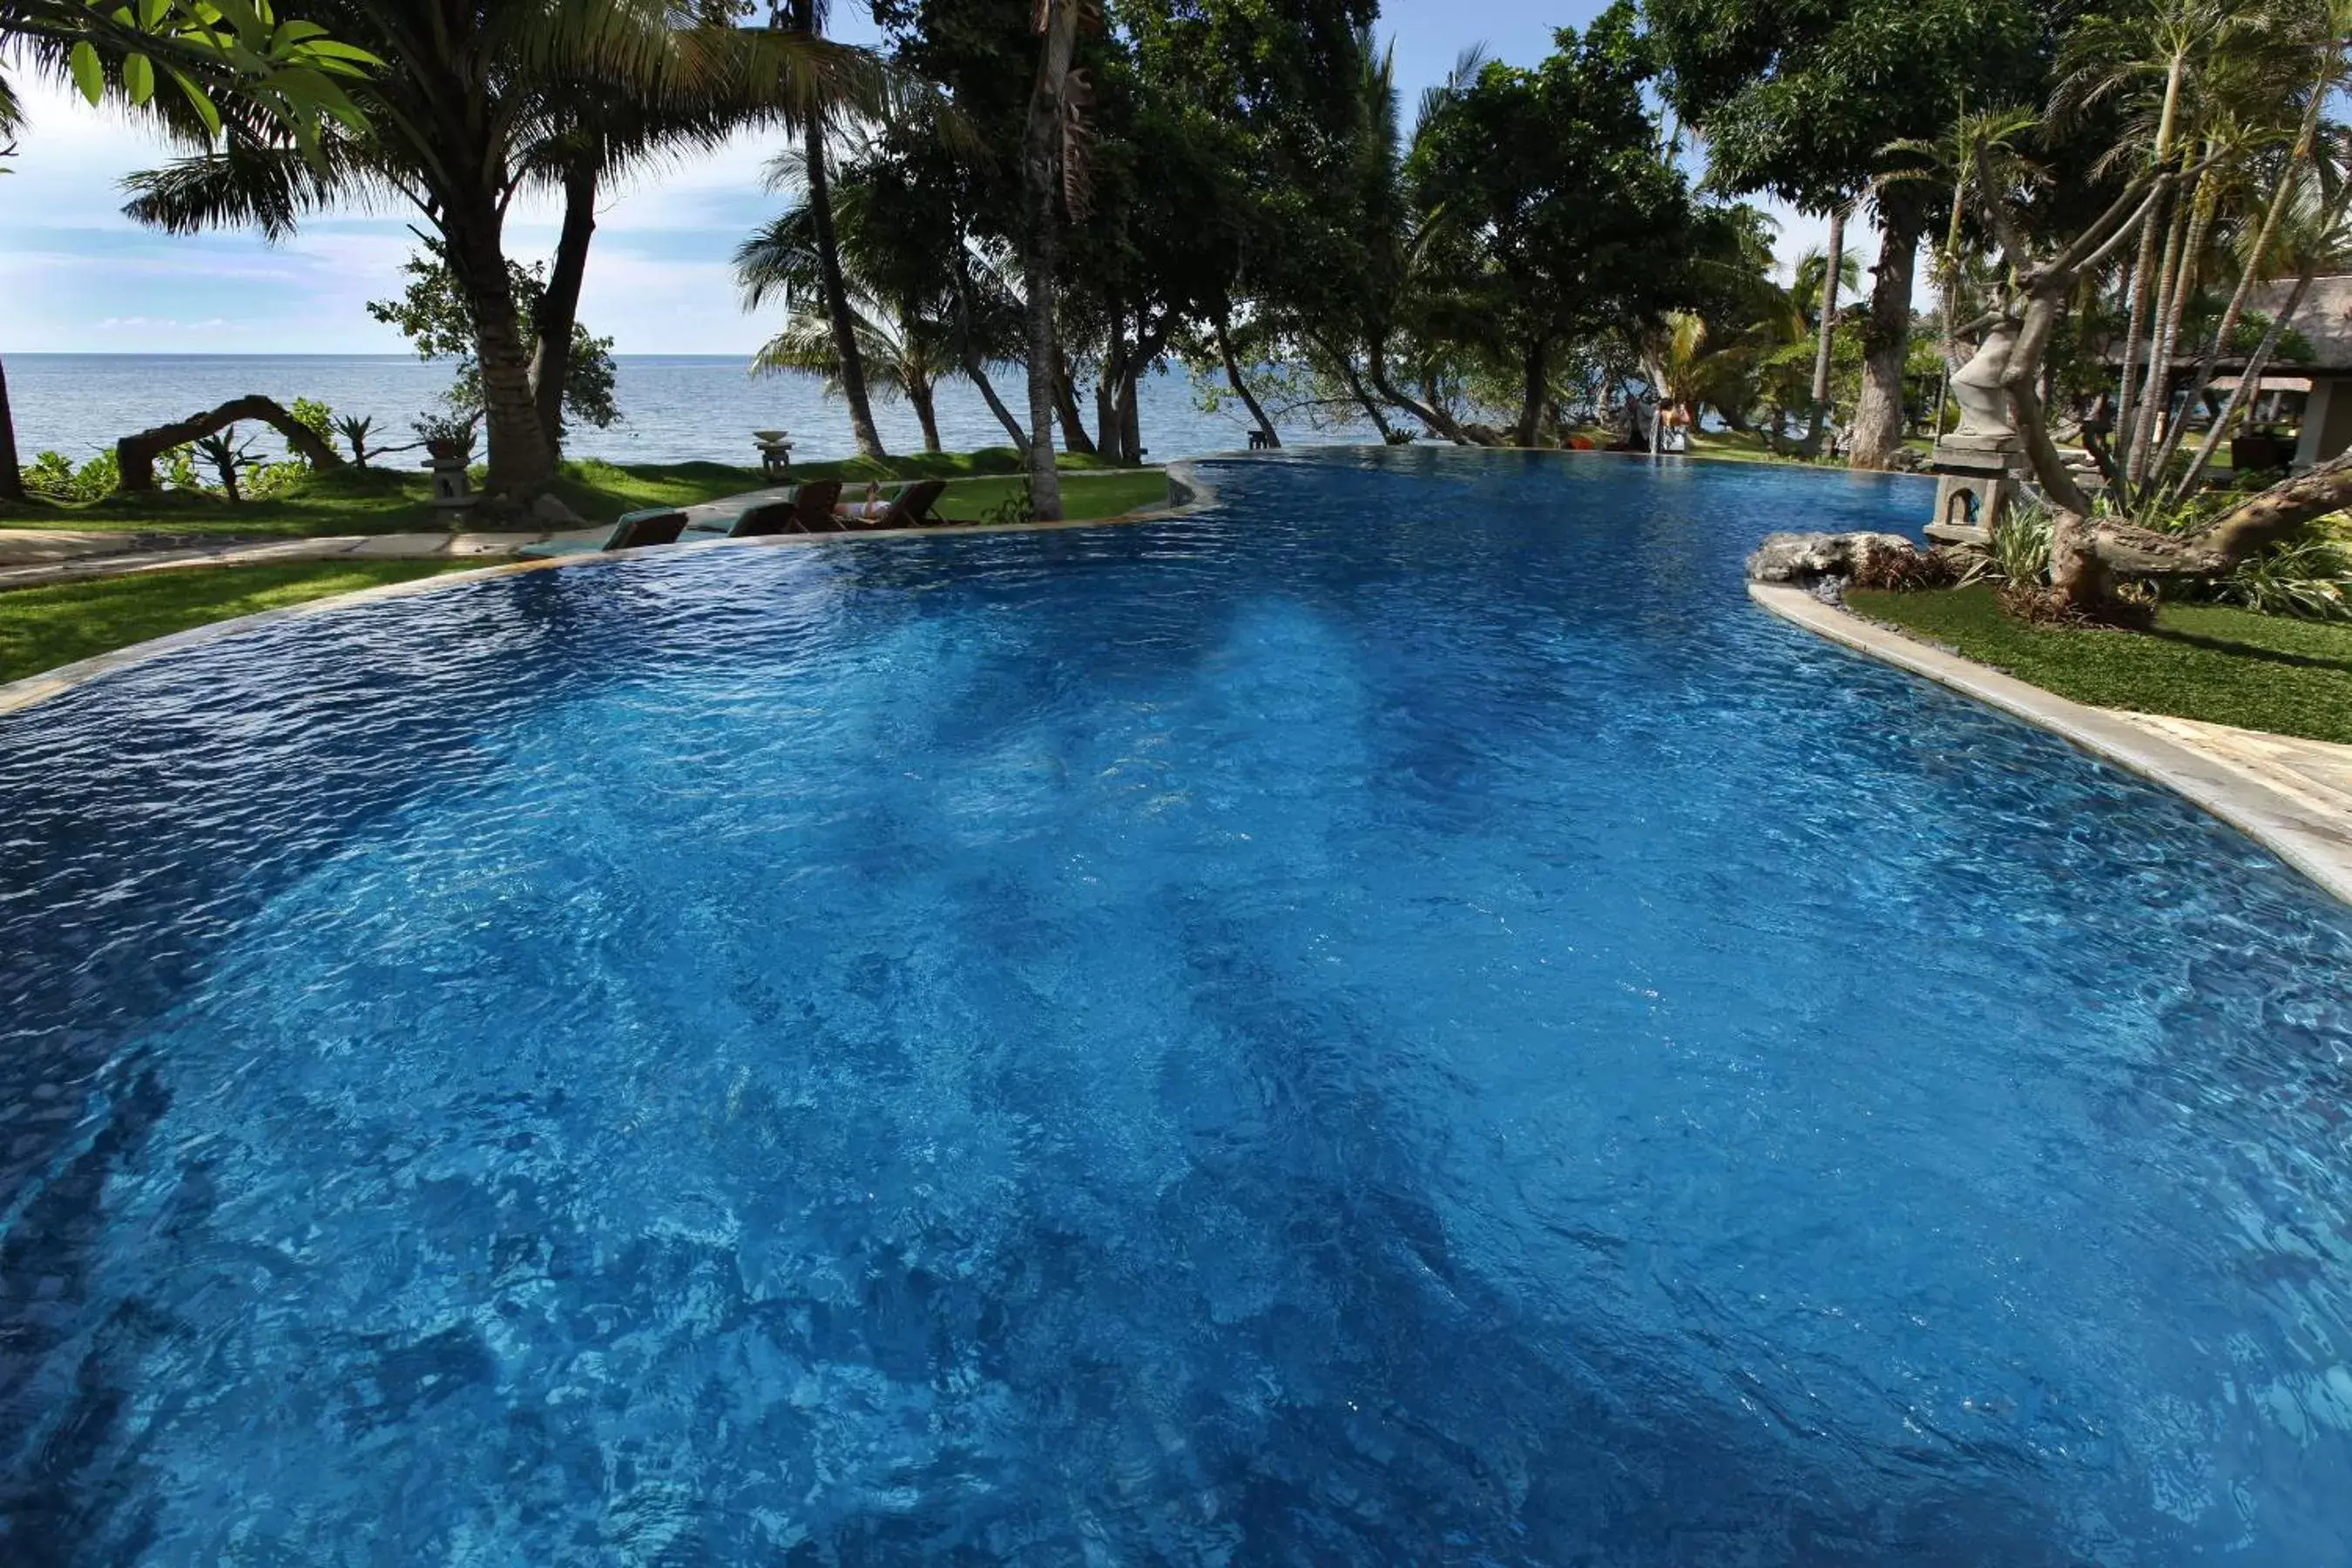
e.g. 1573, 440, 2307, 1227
121, 0, 878, 498
1803, 205, 1848, 450
737, 195, 957, 453
774, 0, 885, 461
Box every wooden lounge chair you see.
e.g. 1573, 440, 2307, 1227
695, 480, 845, 537
517, 506, 691, 558
835, 478, 948, 531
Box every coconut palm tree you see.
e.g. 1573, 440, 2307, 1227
737, 196, 957, 453
120, 0, 882, 499
775, 0, 887, 460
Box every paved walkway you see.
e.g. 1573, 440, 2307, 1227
0, 483, 816, 591
0, 528, 561, 590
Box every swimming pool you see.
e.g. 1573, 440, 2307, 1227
3, 449, 2349, 1563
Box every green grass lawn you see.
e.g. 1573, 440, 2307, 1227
0, 561, 480, 686
1846, 584, 2352, 746
0, 449, 1154, 538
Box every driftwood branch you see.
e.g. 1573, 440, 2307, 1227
115, 395, 346, 491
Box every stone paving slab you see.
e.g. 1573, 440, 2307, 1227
446, 531, 546, 558
2116, 713, 2352, 826
0, 529, 152, 566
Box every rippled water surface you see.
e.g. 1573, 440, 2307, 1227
4, 449, 2351, 1565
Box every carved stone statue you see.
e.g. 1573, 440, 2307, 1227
1945, 322, 2021, 446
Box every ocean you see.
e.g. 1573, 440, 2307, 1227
1, 354, 1374, 469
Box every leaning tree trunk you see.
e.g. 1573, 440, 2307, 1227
1052, 349, 1098, 456
2126, 180, 2195, 490
2176, 270, 2315, 497
909, 379, 943, 453
443, 200, 554, 497
530, 159, 598, 460
965, 351, 1030, 454
1848, 220, 1917, 469
1368, 334, 1466, 443
805, 114, 886, 462
1215, 315, 1278, 448
1804, 203, 1846, 456
115, 395, 346, 490
1020, 0, 1078, 520
0, 355, 21, 503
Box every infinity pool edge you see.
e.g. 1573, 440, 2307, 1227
1749, 579, 2352, 908
0, 463, 1224, 719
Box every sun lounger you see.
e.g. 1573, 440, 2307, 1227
517, 507, 691, 559
835, 479, 949, 531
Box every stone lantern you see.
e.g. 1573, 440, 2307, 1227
1924, 323, 2031, 547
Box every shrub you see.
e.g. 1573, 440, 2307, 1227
23, 449, 119, 502
1987, 502, 2052, 585
2195, 531, 2352, 622
1850, 544, 1971, 591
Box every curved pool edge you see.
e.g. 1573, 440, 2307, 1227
1749, 580, 2352, 908
0, 464, 1223, 720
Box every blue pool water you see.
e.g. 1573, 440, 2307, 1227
3, 449, 2351, 1564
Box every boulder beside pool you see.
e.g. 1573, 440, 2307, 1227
1745, 530, 1918, 586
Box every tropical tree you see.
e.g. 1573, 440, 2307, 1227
770, 0, 885, 459
120, 0, 879, 500
1646, 0, 2058, 468
736, 152, 964, 452
1407, 4, 1714, 447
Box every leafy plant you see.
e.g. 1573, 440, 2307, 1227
368, 244, 620, 432
983, 480, 1036, 528
190, 425, 265, 504
290, 396, 335, 443
1987, 501, 2052, 586
410, 409, 477, 454
333, 413, 378, 466
2200, 531, 2352, 622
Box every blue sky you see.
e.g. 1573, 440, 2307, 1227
0, 1, 1841, 355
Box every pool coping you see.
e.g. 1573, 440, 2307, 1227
0, 463, 1222, 719
1748, 581, 2352, 908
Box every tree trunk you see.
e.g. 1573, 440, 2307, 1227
1215, 315, 1278, 447
2126, 181, 2194, 490
910, 380, 943, 453
1021, 0, 1078, 520
1804, 202, 1846, 455
1310, 331, 1395, 440
443, 200, 553, 496
804, 118, 886, 462
966, 351, 1030, 455
0, 355, 21, 503
1515, 337, 1549, 447
2158, 64, 2331, 498
1053, 348, 1097, 455
1119, 368, 1142, 463
530, 159, 598, 460
2112, 54, 2187, 452
1848, 221, 1916, 468
1368, 333, 1464, 443
1095, 345, 1119, 456
2112, 211, 2161, 456
2176, 270, 2315, 497
115, 394, 346, 490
